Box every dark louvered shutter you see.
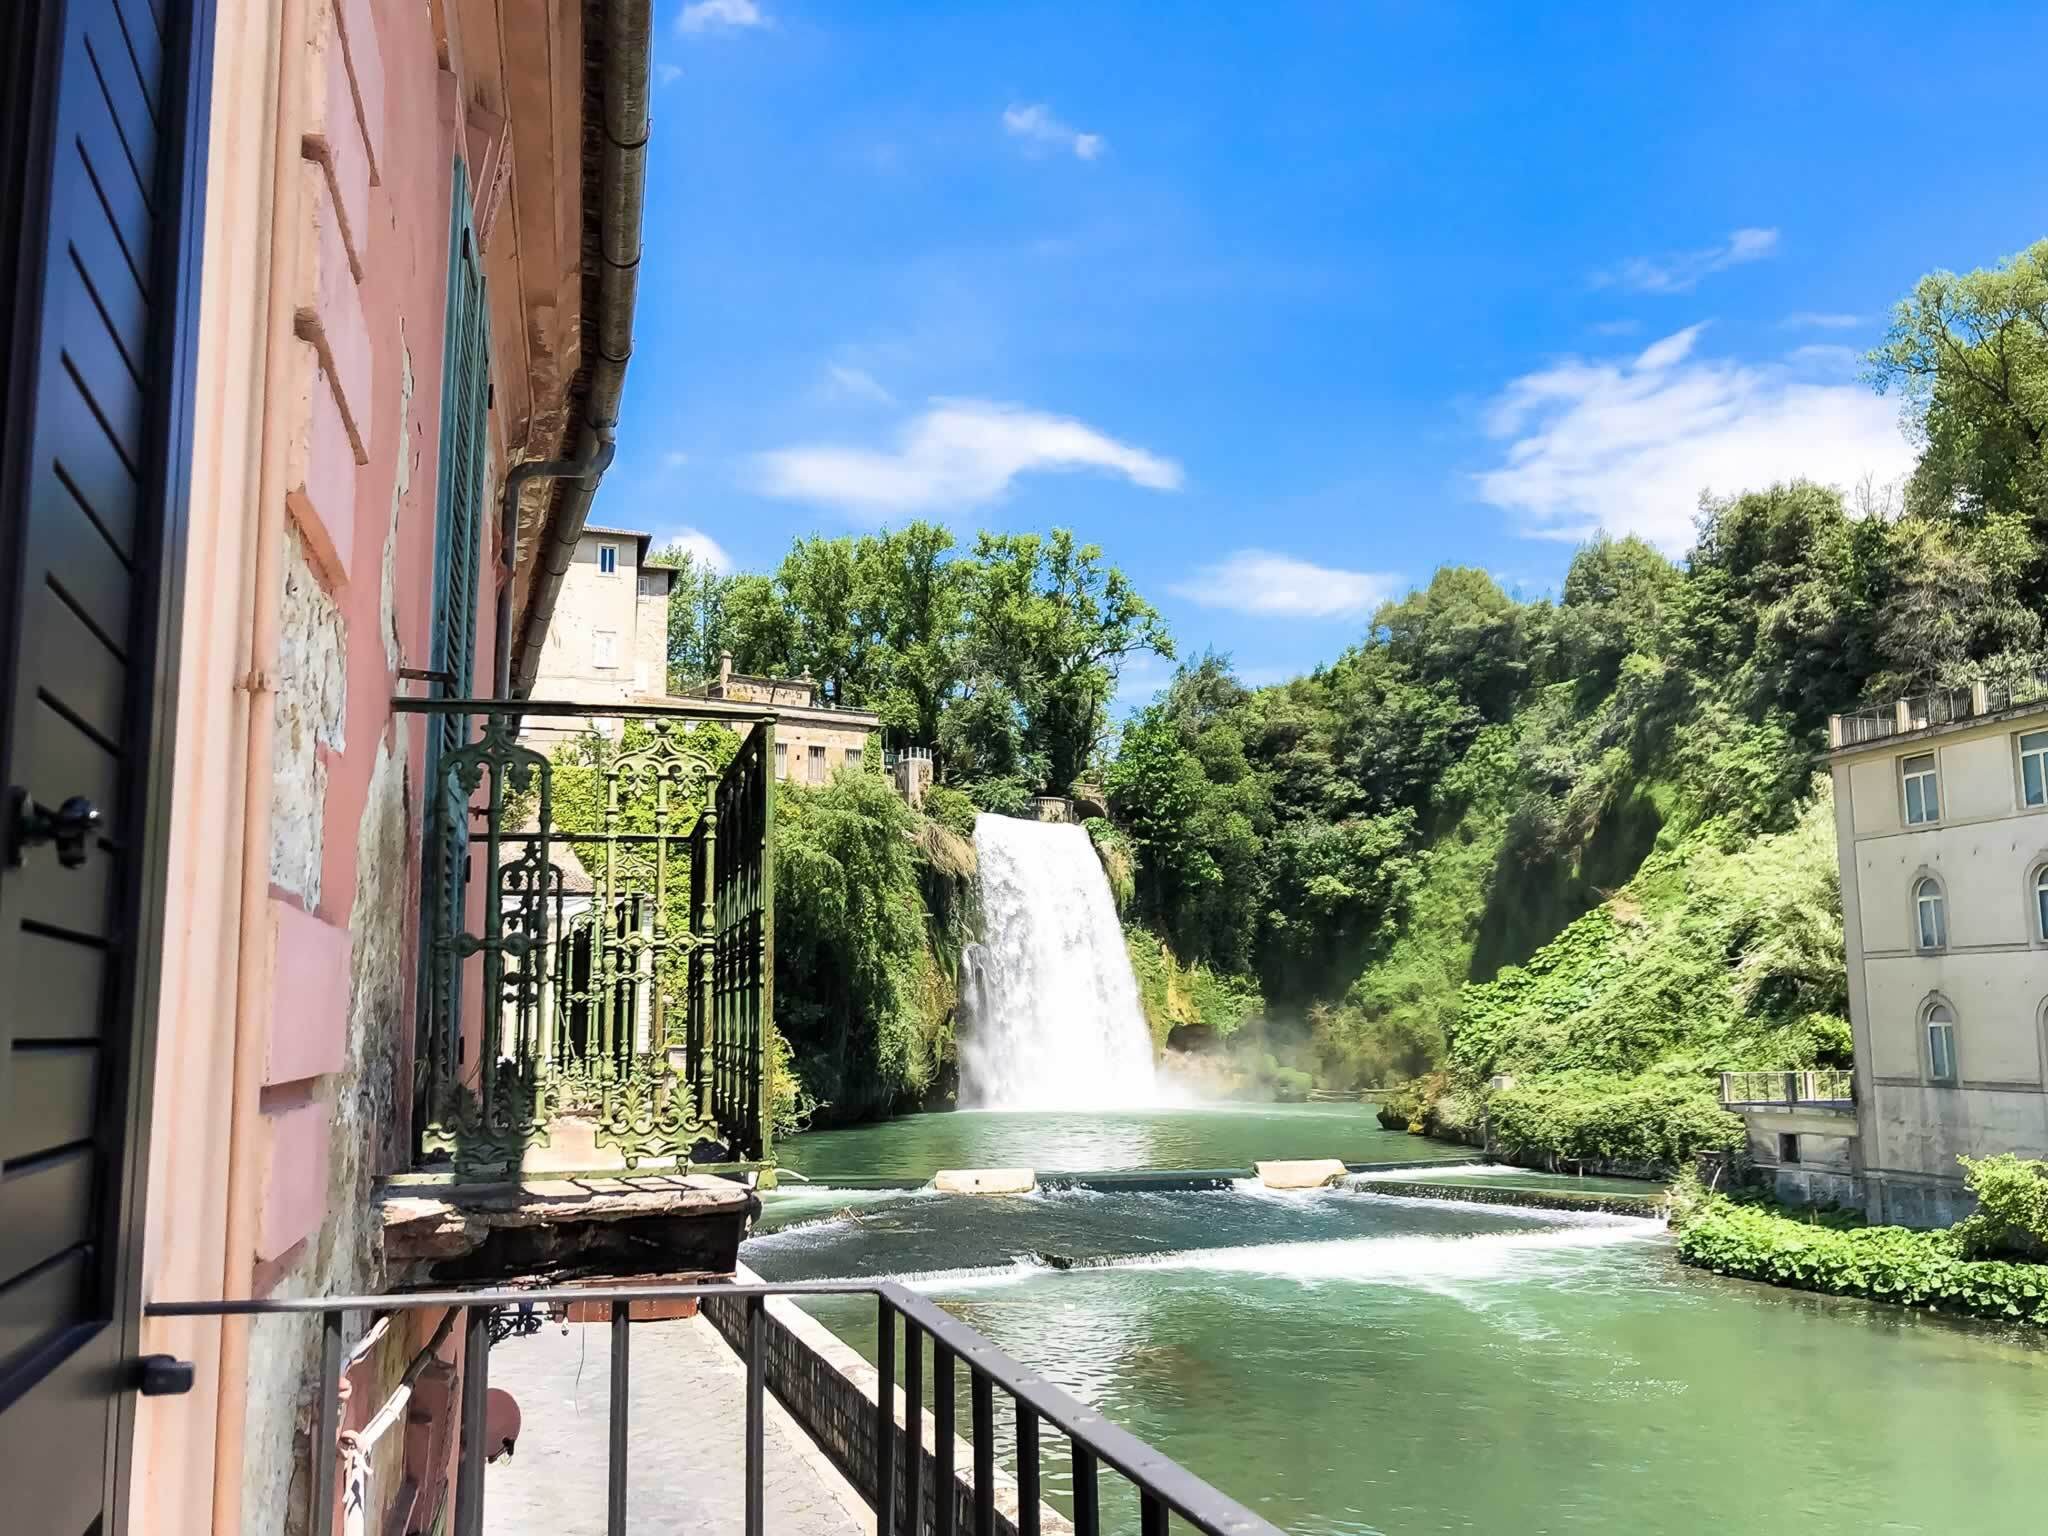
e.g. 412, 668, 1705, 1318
421, 158, 492, 1073
0, 0, 210, 1530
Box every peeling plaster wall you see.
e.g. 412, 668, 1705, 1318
270, 525, 348, 906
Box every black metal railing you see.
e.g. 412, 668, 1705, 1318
147, 1280, 1282, 1536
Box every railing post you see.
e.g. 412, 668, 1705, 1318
877, 1297, 897, 1535
454, 1306, 492, 1536
904, 1319, 924, 1536
745, 1295, 766, 1536
609, 1299, 631, 1536
1140, 1490, 1168, 1536
311, 1309, 344, 1536
934, 1343, 956, 1536
1014, 1399, 1040, 1536
971, 1369, 994, 1536
1072, 1441, 1099, 1536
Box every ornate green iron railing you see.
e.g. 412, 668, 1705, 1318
396, 699, 775, 1177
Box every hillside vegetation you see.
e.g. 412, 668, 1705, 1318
1108, 240, 2048, 1165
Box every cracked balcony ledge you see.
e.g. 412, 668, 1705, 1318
380, 1174, 759, 1288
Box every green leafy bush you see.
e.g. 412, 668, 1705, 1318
1084, 817, 1136, 911
922, 783, 979, 842
1954, 1155, 2048, 1260
1488, 1069, 1743, 1169
1677, 1196, 2048, 1327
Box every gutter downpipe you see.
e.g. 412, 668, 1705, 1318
212, 0, 307, 1530
509, 0, 647, 697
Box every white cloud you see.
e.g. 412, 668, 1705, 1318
822, 363, 895, 406
657, 62, 683, 86
1782, 311, 1863, 329
1170, 550, 1398, 619
654, 525, 732, 572
662, 450, 689, 469
678, 0, 764, 33
1592, 227, 1779, 294
1002, 103, 1104, 161
754, 399, 1181, 518
1590, 319, 1640, 337
1476, 325, 1913, 553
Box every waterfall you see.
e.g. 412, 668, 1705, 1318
957, 813, 1160, 1110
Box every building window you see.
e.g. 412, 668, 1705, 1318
599, 542, 619, 575
1777, 1133, 1801, 1165
1925, 1001, 1958, 1085
1914, 876, 1947, 950
593, 629, 618, 669
809, 744, 827, 784
774, 742, 787, 780
846, 747, 864, 773
1901, 752, 1940, 825
2022, 730, 2048, 809
2035, 865, 2048, 942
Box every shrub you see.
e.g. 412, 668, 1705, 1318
1084, 817, 1136, 911
1488, 1070, 1742, 1170
922, 783, 980, 842
1677, 1196, 2048, 1327
1954, 1155, 2048, 1260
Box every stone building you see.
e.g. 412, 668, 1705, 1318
1724, 676, 2048, 1225
683, 651, 881, 786
520, 523, 676, 748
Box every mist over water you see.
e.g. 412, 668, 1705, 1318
957, 814, 1159, 1110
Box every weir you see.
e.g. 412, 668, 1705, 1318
957, 814, 1159, 1109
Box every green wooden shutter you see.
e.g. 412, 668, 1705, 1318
421, 157, 492, 1099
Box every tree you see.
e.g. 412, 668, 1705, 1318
1373, 567, 1531, 722
1867, 239, 2048, 535
653, 545, 732, 690
966, 529, 1173, 793
856, 522, 969, 746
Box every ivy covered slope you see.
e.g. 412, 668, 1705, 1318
1108, 239, 2048, 1165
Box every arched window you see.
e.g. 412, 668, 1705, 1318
2035, 866, 2048, 943
1925, 1000, 1958, 1084
1914, 876, 1947, 950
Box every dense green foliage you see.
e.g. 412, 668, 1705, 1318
1675, 1187, 2048, 1327
654, 524, 1171, 803
1953, 1154, 2048, 1260
1103, 240, 2048, 1162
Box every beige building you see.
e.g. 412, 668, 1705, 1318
687, 652, 881, 786
522, 524, 677, 746
520, 520, 882, 777
1731, 678, 2048, 1225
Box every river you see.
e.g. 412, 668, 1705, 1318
756, 1105, 2048, 1534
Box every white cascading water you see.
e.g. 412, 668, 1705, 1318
957, 813, 1160, 1110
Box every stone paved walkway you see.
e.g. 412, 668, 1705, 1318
485, 1313, 873, 1535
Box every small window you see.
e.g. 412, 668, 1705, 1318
846, 747, 864, 773
598, 543, 619, 575
774, 741, 787, 781
809, 744, 827, 784
1777, 1133, 1801, 1165
2035, 866, 2048, 942
1914, 876, 1947, 950
2021, 730, 2048, 809
1925, 1001, 1958, 1084
1902, 753, 1940, 825
593, 629, 619, 669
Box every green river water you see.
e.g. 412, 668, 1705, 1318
755, 1105, 2048, 1535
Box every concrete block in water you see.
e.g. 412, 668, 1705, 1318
1255, 1159, 1348, 1190
931, 1168, 1038, 1195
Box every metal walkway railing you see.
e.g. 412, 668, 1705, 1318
147, 1279, 1282, 1536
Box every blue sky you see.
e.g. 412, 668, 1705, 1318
595, 0, 2048, 706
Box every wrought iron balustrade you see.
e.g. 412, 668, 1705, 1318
147, 1280, 1284, 1536
1719, 1069, 1855, 1109
393, 698, 776, 1178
